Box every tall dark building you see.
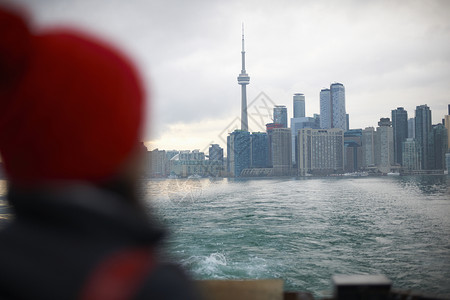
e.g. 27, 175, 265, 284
415, 105, 432, 170
429, 124, 448, 170
408, 118, 415, 138
273, 105, 288, 128
446, 105, 450, 152
209, 144, 223, 162
227, 130, 250, 177
391, 107, 408, 166
226, 135, 231, 174
344, 129, 363, 172
250, 132, 268, 168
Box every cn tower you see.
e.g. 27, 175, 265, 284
237, 24, 250, 132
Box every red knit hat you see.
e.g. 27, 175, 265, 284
0, 6, 145, 186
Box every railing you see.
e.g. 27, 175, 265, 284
196, 275, 446, 300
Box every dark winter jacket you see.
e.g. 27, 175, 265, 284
0, 184, 199, 299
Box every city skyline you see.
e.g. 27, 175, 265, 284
14, 0, 450, 151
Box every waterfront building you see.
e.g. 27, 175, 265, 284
169, 150, 222, 177
250, 132, 269, 168
273, 105, 288, 128
408, 118, 415, 139
293, 93, 305, 118
148, 148, 168, 177
446, 153, 450, 172
391, 107, 408, 166
290, 117, 319, 164
165, 150, 179, 161
291, 118, 319, 131
362, 127, 376, 168
429, 124, 448, 170
226, 135, 231, 174
227, 130, 251, 177
178, 149, 205, 161
344, 129, 363, 173
297, 128, 344, 176
375, 118, 394, 173
209, 144, 223, 162
402, 138, 421, 171
266, 123, 283, 167
445, 105, 450, 151
330, 83, 346, 131
319, 88, 331, 129
415, 105, 432, 170
240, 168, 273, 177
271, 128, 292, 176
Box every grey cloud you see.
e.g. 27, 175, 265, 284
9, 0, 450, 145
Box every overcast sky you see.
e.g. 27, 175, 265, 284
9, 0, 450, 152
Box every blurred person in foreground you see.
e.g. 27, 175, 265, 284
0, 5, 199, 299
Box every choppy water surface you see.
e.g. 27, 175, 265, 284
0, 176, 448, 298
146, 176, 450, 298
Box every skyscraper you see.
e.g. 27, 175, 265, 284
408, 118, 415, 139
297, 128, 344, 176
148, 149, 167, 177
266, 123, 283, 168
293, 93, 305, 118
429, 124, 448, 170
273, 105, 288, 128
445, 104, 450, 152
320, 83, 346, 130
375, 118, 394, 173
291, 117, 319, 164
227, 130, 251, 177
209, 144, 224, 162
402, 138, 421, 171
331, 83, 346, 131
391, 107, 408, 166
346, 114, 350, 131
271, 128, 292, 176
237, 26, 250, 132
446, 153, 450, 172
344, 129, 363, 172
319, 88, 331, 129
415, 105, 432, 170
250, 132, 269, 168
362, 127, 376, 168
313, 114, 320, 128
226, 135, 231, 174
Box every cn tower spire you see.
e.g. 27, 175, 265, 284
237, 23, 250, 132
241, 23, 246, 72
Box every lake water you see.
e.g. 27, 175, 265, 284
1, 176, 449, 298
146, 175, 450, 298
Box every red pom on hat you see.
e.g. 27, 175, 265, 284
0, 6, 145, 186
